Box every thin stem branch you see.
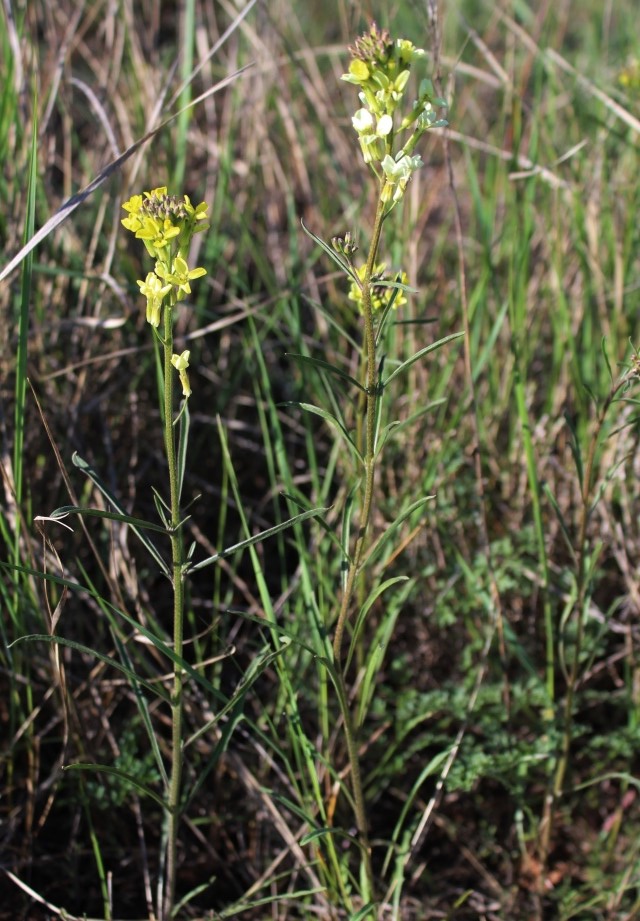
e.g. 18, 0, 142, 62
537, 372, 633, 880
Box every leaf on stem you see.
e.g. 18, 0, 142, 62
363, 495, 434, 569
282, 402, 362, 464
300, 219, 362, 285
63, 763, 167, 809
72, 452, 170, 574
11, 634, 171, 704
285, 353, 365, 392
383, 331, 464, 387
46, 505, 168, 533
188, 506, 329, 573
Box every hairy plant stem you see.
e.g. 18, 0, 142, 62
162, 300, 185, 921
331, 190, 386, 907
537, 373, 632, 883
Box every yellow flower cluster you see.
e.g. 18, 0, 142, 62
342, 23, 447, 202
122, 187, 209, 260
348, 263, 408, 314
122, 187, 209, 397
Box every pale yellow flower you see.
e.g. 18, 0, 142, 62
171, 349, 192, 397
137, 272, 172, 327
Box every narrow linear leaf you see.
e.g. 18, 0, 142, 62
188, 505, 328, 573
285, 353, 365, 392
185, 641, 288, 749
383, 331, 464, 387
46, 505, 168, 533
373, 277, 418, 294
2, 562, 226, 704
302, 293, 360, 352
346, 576, 409, 673
377, 399, 447, 454
364, 495, 434, 569
63, 763, 167, 809
375, 279, 416, 346
283, 402, 362, 463
72, 452, 169, 575
300, 219, 360, 284
281, 491, 344, 556
109, 628, 170, 789
11, 634, 171, 704
177, 399, 190, 504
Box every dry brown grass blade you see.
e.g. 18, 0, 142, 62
0, 64, 253, 286
546, 46, 640, 135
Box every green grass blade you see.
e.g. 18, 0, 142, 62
12, 100, 37, 557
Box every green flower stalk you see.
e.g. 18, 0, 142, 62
122, 186, 208, 921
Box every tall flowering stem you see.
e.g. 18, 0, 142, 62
121, 187, 208, 920
334, 25, 445, 661
328, 25, 447, 907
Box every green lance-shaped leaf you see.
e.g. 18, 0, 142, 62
71, 452, 169, 575
282, 402, 363, 465
188, 505, 328, 573
383, 331, 464, 388
63, 763, 167, 810
300, 219, 361, 286
285, 352, 365, 392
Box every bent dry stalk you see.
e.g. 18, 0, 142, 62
326, 24, 447, 909
121, 187, 209, 920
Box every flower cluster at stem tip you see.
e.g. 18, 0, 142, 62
342, 23, 448, 204
122, 187, 209, 397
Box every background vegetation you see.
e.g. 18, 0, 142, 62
1, 0, 640, 918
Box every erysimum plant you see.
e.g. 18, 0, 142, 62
21, 180, 327, 920
298, 23, 453, 917
332, 24, 447, 663
121, 186, 209, 919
